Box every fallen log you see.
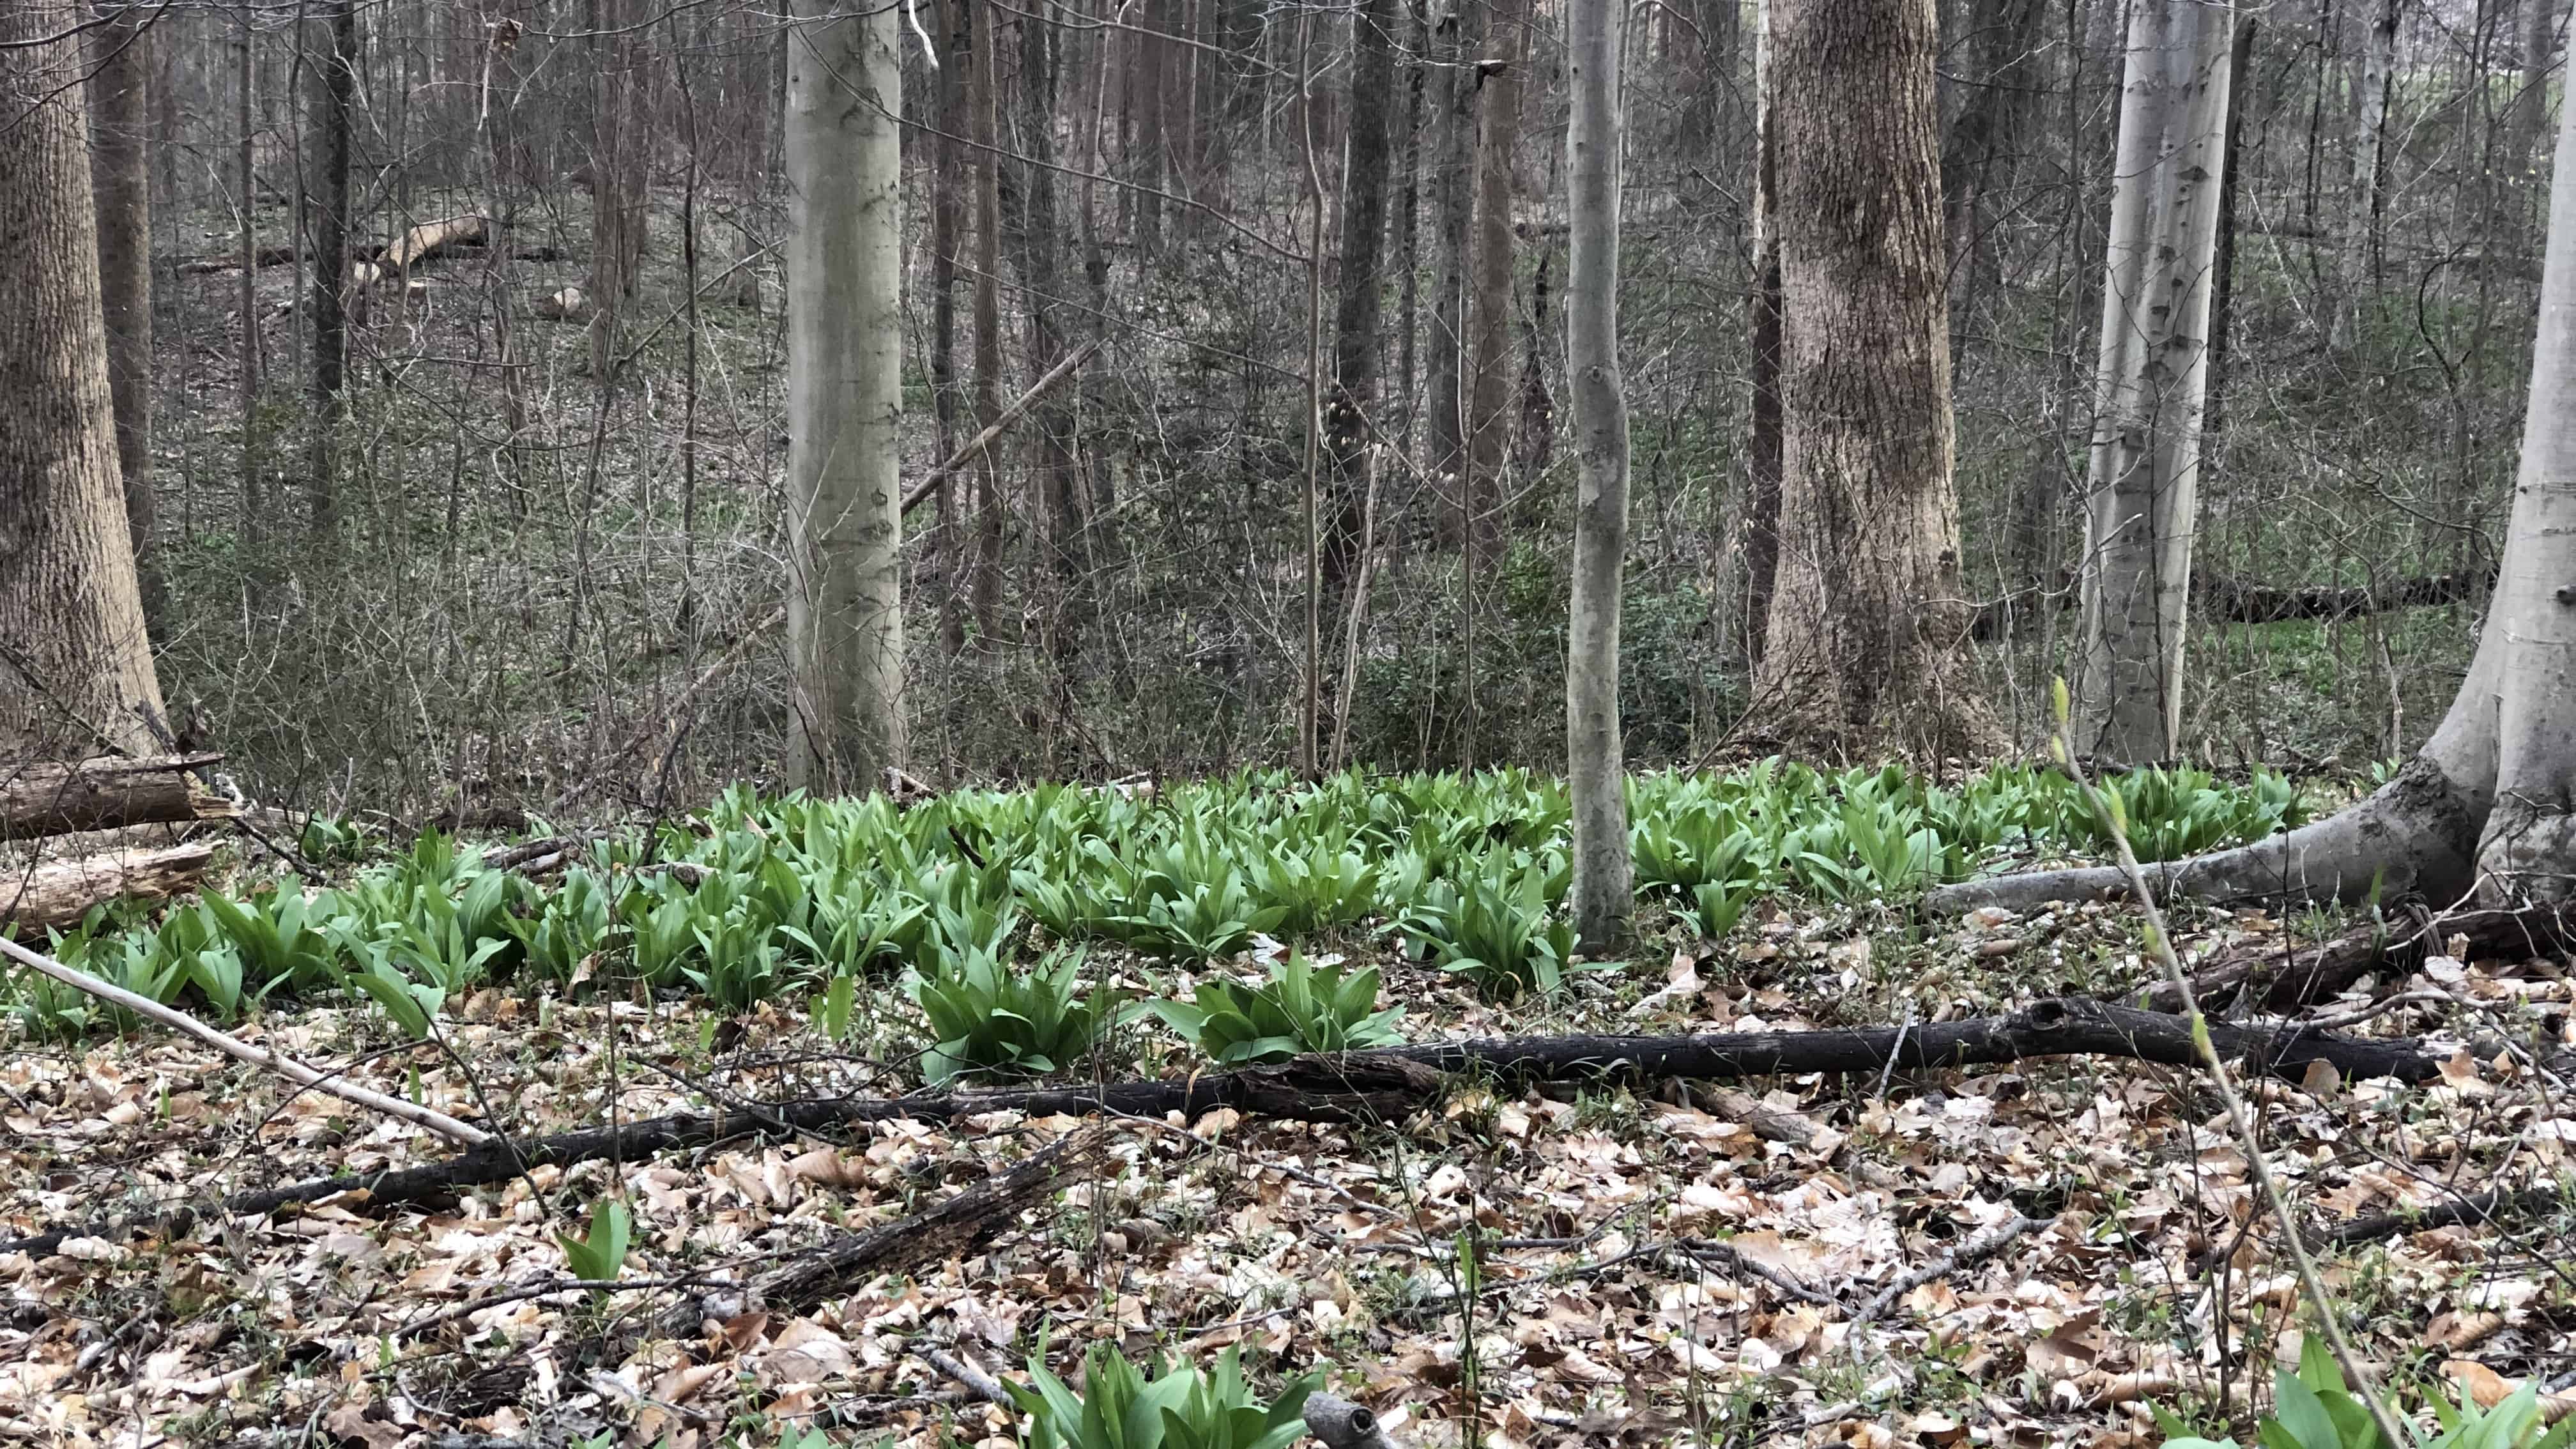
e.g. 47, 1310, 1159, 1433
1970, 565, 2493, 640
3, 842, 217, 935
0, 753, 231, 840
533, 285, 588, 321
2317, 1183, 2572, 1249
0, 998, 2469, 1261
655, 1124, 1116, 1340
352, 214, 489, 288
2136, 904, 2576, 1014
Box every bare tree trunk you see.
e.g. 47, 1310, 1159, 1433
1744, 0, 1784, 665
783, 0, 906, 790
971, 0, 1005, 645
2513, 0, 2558, 181
303, 0, 356, 535
1566, 0, 1632, 953
1940, 0, 2047, 310
1465, 0, 1529, 558
931, 0, 968, 658
1933, 64, 2576, 914
236, 5, 260, 544
1322, 0, 1399, 597
1424, 0, 1482, 526
1750, 0, 1988, 756
2332, 0, 2400, 346
88, 3, 154, 602
2076, 0, 2235, 764
589, 0, 649, 380
0, 0, 169, 758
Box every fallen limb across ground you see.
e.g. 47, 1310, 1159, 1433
0, 995, 2489, 1259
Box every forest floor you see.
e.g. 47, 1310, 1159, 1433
6, 887, 2575, 1449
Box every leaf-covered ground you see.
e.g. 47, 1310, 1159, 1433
6, 898, 2575, 1449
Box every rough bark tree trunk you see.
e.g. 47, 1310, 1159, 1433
1749, 0, 1989, 756
2513, 0, 2558, 181
1464, 0, 1530, 558
88, 2, 155, 603
236, 5, 260, 545
588, 0, 650, 380
1321, 0, 1398, 598
1931, 56, 2576, 916
1424, 0, 1482, 527
1566, 0, 1633, 954
931, 0, 969, 659
971, 0, 1005, 645
2076, 0, 2235, 765
782, 0, 906, 791
303, 0, 356, 535
0, 0, 169, 759
1744, 0, 1784, 665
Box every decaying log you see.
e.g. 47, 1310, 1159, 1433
2138, 904, 2576, 1014
351, 215, 488, 289
533, 285, 589, 321
1971, 565, 2492, 640
0, 753, 231, 840
2, 843, 217, 934
0, 999, 2474, 1261
656, 1124, 1116, 1340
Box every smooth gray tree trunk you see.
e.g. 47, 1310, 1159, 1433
1566, 0, 1632, 953
1933, 78, 2576, 914
783, 0, 907, 791
2076, 0, 2235, 765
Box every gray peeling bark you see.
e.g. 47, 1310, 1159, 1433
1565, 0, 1632, 953
1749, 0, 1988, 756
1934, 71, 2576, 916
783, 0, 906, 790
0, 2, 168, 759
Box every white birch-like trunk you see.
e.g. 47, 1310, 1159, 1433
2333, 0, 2399, 345
783, 0, 906, 790
1933, 79, 2576, 914
1565, 0, 1632, 953
2076, 0, 2235, 765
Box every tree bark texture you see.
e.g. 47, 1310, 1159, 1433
2, 843, 215, 937
304, 0, 356, 535
2076, 0, 2235, 765
1937, 12, 2576, 914
1751, 0, 1986, 756
0, 754, 232, 839
1566, 0, 1633, 954
1424, 0, 1483, 522
1464, 0, 1531, 557
87, 3, 155, 589
588, 0, 651, 379
1745, 0, 1784, 666
783, 0, 907, 791
1322, 0, 1399, 597
0, 1, 168, 760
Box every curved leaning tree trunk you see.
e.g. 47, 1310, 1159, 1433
1933, 76, 2576, 916
2075, 0, 2234, 765
1565, 0, 1631, 953
1748, 0, 1989, 756
783, 0, 907, 791
0, 1, 169, 760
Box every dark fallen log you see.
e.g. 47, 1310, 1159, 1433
2136, 904, 2576, 1014
1971, 565, 2493, 641
654, 1123, 1116, 1340
2317, 1183, 2572, 1249
0, 998, 2458, 1260
0, 753, 231, 839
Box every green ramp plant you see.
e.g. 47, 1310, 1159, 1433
1147, 951, 1404, 1064
911, 942, 1118, 1084
2158, 1332, 2576, 1449
1008, 1339, 1321, 1449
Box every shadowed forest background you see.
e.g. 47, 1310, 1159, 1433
123, 0, 2536, 817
